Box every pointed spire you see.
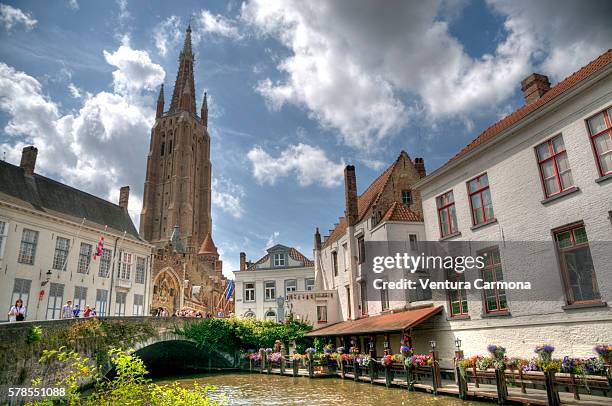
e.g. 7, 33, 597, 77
201, 92, 208, 127
156, 84, 164, 119
169, 25, 196, 114
198, 232, 219, 257
314, 227, 321, 251
170, 224, 184, 253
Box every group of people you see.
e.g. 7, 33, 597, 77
153, 306, 231, 319
60, 300, 97, 319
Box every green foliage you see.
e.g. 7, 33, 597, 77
313, 338, 324, 353
29, 347, 224, 406
26, 325, 43, 344
179, 317, 312, 353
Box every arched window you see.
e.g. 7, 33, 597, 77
244, 311, 255, 318
160, 142, 165, 156
264, 310, 276, 321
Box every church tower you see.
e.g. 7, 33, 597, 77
140, 24, 212, 252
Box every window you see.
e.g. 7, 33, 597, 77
11, 278, 31, 313
332, 251, 338, 276
554, 224, 600, 304
115, 292, 127, 316
402, 190, 412, 205
243, 311, 255, 318
284, 279, 297, 296
586, 107, 612, 176
133, 294, 144, 316
437, 191, 458, 238
46, 283, 64, 320
448, 271, 469, 317
481, 247, 507, 313
98, 248, 112, 278
357, 236, 365, 264
0, 220, 7, 259
536, 135, 574, 198
264, 310, 276, 321
119, 252, 132, 280
264, 281, 276, 301
380, 285, 390, 311
317, 305, 327, 323
360, 281, 368, 315
468, 173, 495, 225
273, 252, 286, 267
77, 243, 92, 274
409, 234, 418, 251
95, 289, 108, 316
244, 282, 255, 302
343, 243, 349, 270
305, 278, 315, 291
18, 228, 38, 264
52, 237, 70, 271
135, 257, 146, 284
74, 286, 87, 310
160, 141, 165, 156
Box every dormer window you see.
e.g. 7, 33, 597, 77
273, 252, 286, 267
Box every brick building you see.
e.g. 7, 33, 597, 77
140, 25, 231, 315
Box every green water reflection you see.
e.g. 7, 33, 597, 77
155, 373, 486, 405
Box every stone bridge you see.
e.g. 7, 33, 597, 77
0, 316, 237, 397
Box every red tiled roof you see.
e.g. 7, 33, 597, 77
322, 152, 407, 248
381, 201, 422, 222
447, 49, 612, 166
307, 305, 443, 336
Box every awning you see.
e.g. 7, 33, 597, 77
306, 305, 443, 336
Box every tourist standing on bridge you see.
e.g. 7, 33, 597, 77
61, 300, 74, 319
7, 299, 26, 322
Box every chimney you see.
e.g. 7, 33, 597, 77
344, 165, 358, 227
521, 73, 551, 105
20, 146, 38, 176
314, 227, 322, 251
119, 186, 130, 212
239, 252, 246, 271
414, 157, 426, 178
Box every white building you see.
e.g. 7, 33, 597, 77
233, 244, 315, 322
0, 146, 153, 321
411, 49, 612, 363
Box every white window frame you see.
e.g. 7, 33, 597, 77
18, 228, 38, 265
98, 248, 112, 278
135, 257, 146, 284
284, 279, 297, 296
244, 282, 256, 302
115, 291, 127, 316
46, 282, 64, 320
264, 280, 276, 301
133, 294, 144, 316
0, 219, 8, 260
77, 242, 92, 274
95, 289, 108, 316
11, 278, 32, 316
73, 286, 88, 310
52, 237, 70, 271
305, 278, 315, 291
273, 252, 286, 267
119, 251, 133, 280
316, 305, 327, 323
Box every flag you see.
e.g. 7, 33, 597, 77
225, 280, 234, 300
93, 234, 105, 261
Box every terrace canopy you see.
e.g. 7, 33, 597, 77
306, 305, 443, 337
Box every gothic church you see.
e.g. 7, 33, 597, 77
140, 25, 231, 315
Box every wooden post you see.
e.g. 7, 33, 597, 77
456, 365, 468, 399
495, 368, 508, 405
518, 368, 526, 394
340, 358, 345, 379
544, 371, 561, 406
292, 359, 299, 377
430, 350, 441, 395
385, 365, 393, 388
307, 353, 314, 378
473, 364, 480, 388
249, 358, 252, 373
369, 361, 376, 384
260, 349, 265, 374
354, 360, 360, 381
383, 334, 390, 356
280, 355, 286, 375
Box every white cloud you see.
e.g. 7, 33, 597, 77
212, 177, 245, 218
247, 143, 344, 187
67, 0, 79, 10
242, 0, 611, 149
0, 3, 37, 31
153, 15, 182, 57
265, 231, 280, 250
0, 44, 165, 227
195, 9, 242, 40
68, 83, 82, 99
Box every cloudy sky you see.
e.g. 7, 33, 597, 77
0, 0, 610, 277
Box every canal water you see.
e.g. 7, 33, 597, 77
155, 373, 485, 405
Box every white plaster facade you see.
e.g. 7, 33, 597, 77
0, 200, 153, 322
412, 56, 612, 365
233, 244, 315, 321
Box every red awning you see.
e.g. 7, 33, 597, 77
306, 305, 443, 336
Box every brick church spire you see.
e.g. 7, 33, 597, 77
169, 24, 197, 115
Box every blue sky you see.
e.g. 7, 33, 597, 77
0, 0, 610, 277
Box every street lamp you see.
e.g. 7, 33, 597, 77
429, 340, 437, 350
41, 270, 52, 286
455, 338, 462, 350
